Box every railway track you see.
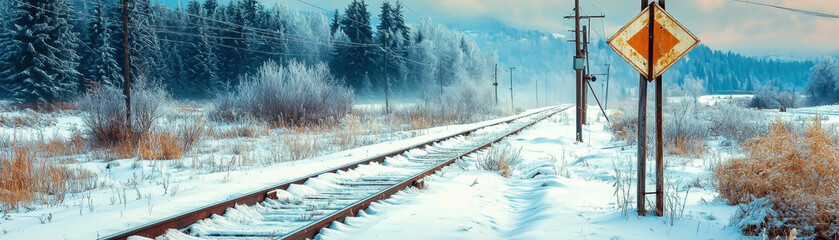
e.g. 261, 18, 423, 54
103, 105, 570, 240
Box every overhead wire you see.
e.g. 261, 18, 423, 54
732, 0, 839, 18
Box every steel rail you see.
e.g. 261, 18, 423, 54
103, 105, 568, 240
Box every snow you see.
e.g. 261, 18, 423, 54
0, 109, 84, 142
0, 106, 554, 240
317, 106, 745, 240
696, 94, 753, 106
8, 101, 816, 239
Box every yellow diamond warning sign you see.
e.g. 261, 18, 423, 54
608, 2, 699, 80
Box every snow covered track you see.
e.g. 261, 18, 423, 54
103, 105, 570, 240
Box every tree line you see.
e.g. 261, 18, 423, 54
0, 0, 496, 103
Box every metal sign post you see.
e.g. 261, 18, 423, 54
607, 0, 699, 217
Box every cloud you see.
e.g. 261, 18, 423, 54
696, 0, 726, 12
272, 0, 839, 56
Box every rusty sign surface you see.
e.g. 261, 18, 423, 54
607, 3, 699, 80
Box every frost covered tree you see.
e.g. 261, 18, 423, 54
0, 0, 82, 102
0, 0, 14, 97
82, 0, 122, 87
393, 1, 411, 47
336, 0, 374, 88
329, 9, 340, 36
217, 2, 248, 85
182, 0, 219, 97
203, 0, 218, 17
108, 0, 161, 83
806, 56, 839, 106
376, 1, 407, 92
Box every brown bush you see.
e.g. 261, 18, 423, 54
0, 145, 97, 211
666, 135, 705, 157
714, 120, 839, 239
111, 132, 182, 160
42, 132, 86, 158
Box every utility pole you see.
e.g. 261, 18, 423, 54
545, 78, 549, 106
565, 5, 604, 142
604, 64, 611, 110
535, 77, 539, 108
439, 63, 443, 100
494, 64, 498, 105
122, 0, 131, 129
574, 0, 583, 142
384, 43, 390, 114
509, 66, 516, 110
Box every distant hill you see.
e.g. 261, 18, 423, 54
443, 15, 814, 101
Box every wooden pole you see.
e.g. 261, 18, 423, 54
655, 0, 666, 218
122, 0, 131, 129
637, 0, 650, 217
574, 0, 583, 142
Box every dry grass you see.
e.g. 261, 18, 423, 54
714, 119, 839, 239
0, 110, 56, 128
110, 131, 182, 160
476, 146, 523, 178
666, 135, 705, 157
41, 132, 86, 158
282, 134, 327, 162
10, 102, 77, 112
0, 145, 97, 212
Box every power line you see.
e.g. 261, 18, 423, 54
400, 1, 421, 19
114, 1, 380, 48
733, 0, 839, 18
296, 0, 378, 45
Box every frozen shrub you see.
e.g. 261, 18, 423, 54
608, 103, 654, 151
749, 88, 781, 109
76, 82, 170, 146
664, 98, 709, 156
476, 146, 523, 178
714, 120, 839, 239
212, 60, 353, 126
730, 196, 783, 236
76, 86, 126, 146
707, 103, 769, 144
418, 79, 498, 124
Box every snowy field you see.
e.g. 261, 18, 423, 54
3, 97, 838, 239
0, 103, 540, 239
317, 106, 745, 240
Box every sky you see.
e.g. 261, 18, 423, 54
166, 0, 839, 58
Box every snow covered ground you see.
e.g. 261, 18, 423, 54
318, 107, 747, 240
8, 99, 837, 239
0, 106, 550, 240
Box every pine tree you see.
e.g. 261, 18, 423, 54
84, 0, 122, 87
182, 0, 219, 97
0, 0, 14, 97
376, 1, 406, 91
203, 0, 218, 17
330, 9, 340, 36
130, 0, 162, 82
393, 1, 411, 47
218, 1, 248, 85
0, 0, 82, 102
340, 0, 374, 88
